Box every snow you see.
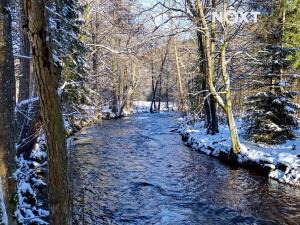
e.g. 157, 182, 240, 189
101, 101, 177, 118
15, 153, 49, 225
285, 105, 296, 113
52, 53, 60, 64
266, 122, 283, 132
15, 129, 49, 225
178, 118, 300, 186
14, 54, 32, 59
0, 177, 8, 225
278, 80, 289, 87
16, 97, 39, 109
14, 103, 100, 225
30, 134, 47, 160
132, 101, 177, 113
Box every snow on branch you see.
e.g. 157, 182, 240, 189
14, 54, 32, 60
16, 97, 39, 109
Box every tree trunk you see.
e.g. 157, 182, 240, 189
208, 0, 219, 134
150, 60, 156, 113
19, 0, 30, 103
225, 102, 242, 154
125, 62, 137, 112
166, 72, 170, 110
221, 0, 241, 154
17, 0, 31, 144
94, 9, 101, 113
169, 0, 187, 112
194, 0, 241, 153
92, 12, 101, 112
158, 73, 162, 112
197, 31, 211, 129
26, 1, 69, 224
173, 39, 186, 111
0, 0, 17, 224
111, 54, 119, 116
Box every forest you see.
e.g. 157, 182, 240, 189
0, 0, 300, 224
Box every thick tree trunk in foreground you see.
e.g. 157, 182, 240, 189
0, 0, 17, 224
26, 0, 69, 224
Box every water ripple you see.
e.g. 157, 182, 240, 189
72, 113, 300, 225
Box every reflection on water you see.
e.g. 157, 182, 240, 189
72, 113, 300, 225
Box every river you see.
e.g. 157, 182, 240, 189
71, 113, 300, 225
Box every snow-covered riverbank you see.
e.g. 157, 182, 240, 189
178, 117, 300, 187
13, 104, 101, 225
101, 101, 177, 118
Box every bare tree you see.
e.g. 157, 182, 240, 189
194, 0, 242, 153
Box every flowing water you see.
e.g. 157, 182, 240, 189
71, 113, 300, 225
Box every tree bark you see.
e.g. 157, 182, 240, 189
150, 60, 157, 113
192, 1, 217, 133
18, 0, 30, 104
221, 0, 241, 154
158, 71, 162, 112
111, 53, 119, 116
196, 31, 211, 129
0, 0, 17, 223
173, 40, 187, 111
169, 0, 188, 112
26, 0, 69, 224
92, 14, 101, 112
208, 0, 219, 134
17, 0, 31, 144
123, 62, 137, 113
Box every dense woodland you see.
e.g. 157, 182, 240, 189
0, 0, 299, 224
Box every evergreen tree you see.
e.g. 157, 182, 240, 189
284, 0, 300, 68
49, 0, 90, 107
245, 0, 300, 144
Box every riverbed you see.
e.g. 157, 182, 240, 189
71, 113, 300, 225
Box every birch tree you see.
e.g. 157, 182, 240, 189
194, 0, 242, 153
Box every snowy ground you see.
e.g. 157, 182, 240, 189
12, 104, 100, 225
0, 178, 8, 225
178, 118, 300, 186
131, 101, 177, 113
101, 101, 177, 118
